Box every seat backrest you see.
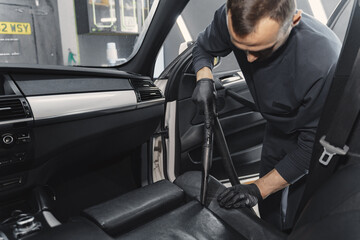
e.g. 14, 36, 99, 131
289, 159, 360, 239
290, 1, 360, 238
296, 0, 360, 218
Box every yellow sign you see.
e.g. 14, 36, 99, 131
0, 22, 31, 35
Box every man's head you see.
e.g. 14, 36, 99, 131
226, 0, 301, 62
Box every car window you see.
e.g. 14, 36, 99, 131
297, 0, 340, 24
154, 0, 345, 77
0, 0, 158, 67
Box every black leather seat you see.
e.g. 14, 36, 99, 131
26, 160, 360, 240
117, 201, 245, 240
83, 180, 185, 236
81, 171, 285, 240
288, 161, 360, 240
79, 160, 360, 240
23, 158, 360, 240
79, 158, 360, 240
22, 217, 113, 240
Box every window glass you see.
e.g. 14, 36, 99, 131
297, 0, 340, 24
0, 0, 158, 67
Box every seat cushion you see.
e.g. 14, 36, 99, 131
175, 171, 286, 240
24, 217, 113, 240
289, 162, 360, 240
116, 201, 246, 240
83, 180, 184, 236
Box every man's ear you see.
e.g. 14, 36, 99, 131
292, 10, 302, 27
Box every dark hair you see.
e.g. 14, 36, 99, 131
226, 0, 296, 37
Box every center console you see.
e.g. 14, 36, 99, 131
0, 186, 61, 240
0, 212, 42, 240
0, 210, 112, 240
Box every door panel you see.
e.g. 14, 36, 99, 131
178, 81, 265, 180
169, 50, 266, 181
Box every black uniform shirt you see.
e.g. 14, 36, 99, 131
193, 4, 341, 183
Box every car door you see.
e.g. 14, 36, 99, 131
158, 0, 353, 184
159, 46, 265, 184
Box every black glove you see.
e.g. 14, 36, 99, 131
217, 184, 262, 209
192, 78, 216, 116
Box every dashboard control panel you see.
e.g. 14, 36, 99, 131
0, 129, 33, 171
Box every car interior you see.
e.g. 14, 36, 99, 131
0, 0, 359, 239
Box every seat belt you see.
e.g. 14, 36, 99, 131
317, 51, 360, 167
297, 49, 360, 220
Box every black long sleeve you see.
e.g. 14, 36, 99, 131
192, 4, 232, 74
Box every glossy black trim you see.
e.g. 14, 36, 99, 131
14, 76, 132, 96
0, 64, 150, 80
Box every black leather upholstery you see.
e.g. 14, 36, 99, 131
81, 171, 284, 240
288, 162, 360, 240
23, 217, 112, 240
83, 180, 185, 236
175, 171, 286, 240
22, 163, 360, 239
82, 171, 285, 240
116, 201, 246, 240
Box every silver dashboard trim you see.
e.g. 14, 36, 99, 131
137, 98, 165, 109
27, 91, 137, 121
0, 118, 33, 127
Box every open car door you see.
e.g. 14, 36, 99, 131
157, 0, 355, 185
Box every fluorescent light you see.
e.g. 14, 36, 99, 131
100, 17, 117, 23
308, 0, 328, 24
176, 15, 192, 42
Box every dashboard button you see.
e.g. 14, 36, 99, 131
2, 134, 14, 145
17, 133, 31, 143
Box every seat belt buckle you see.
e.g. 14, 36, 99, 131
319, 136, 349, 166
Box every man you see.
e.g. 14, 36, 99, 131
192, 0, 341, 231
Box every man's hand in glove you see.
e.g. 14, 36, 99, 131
192, 78, 216, 115
217, 184, 262, 209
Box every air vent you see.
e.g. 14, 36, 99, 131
0, 99, 27, 121
139, 90, 163, 101
131, 80, 156, 89
131, 79, 163, 102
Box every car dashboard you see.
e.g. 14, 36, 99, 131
0, 66, 164, 211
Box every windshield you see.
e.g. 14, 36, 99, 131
0, 0, 158, 67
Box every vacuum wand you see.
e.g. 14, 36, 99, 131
200, 104, 214, 205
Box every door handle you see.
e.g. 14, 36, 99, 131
218, 72, 245, 86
